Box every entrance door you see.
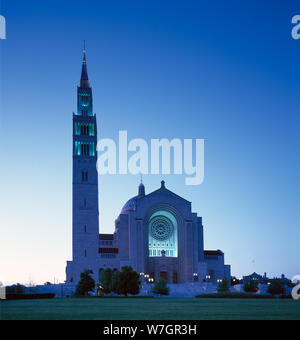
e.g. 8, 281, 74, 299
160, 271, 167, 281
172, 271, 178, 284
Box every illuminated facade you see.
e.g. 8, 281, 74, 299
66, 49, 231, 286
148, 210, 178, 258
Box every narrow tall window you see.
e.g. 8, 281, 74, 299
81, 171, 88, 182
90, 123, 95, 136
90, 143, 95, 156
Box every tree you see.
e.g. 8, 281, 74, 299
75, 270, 95, 296
99, 268, 113, 294
217, 279, 230, 293
152, 278, 169, 295
111, 266, 140, 296
244, 280, 259, 293
6, 283, 26, 295
268, 278, 285, 296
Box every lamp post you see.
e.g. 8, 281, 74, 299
139, 272, 145, 286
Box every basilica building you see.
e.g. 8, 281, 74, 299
66, 49, 231, 286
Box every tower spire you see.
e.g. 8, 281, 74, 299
80, 41, 90, 88
138, 177, 145, 197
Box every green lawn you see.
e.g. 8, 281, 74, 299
1, 297, 299, 320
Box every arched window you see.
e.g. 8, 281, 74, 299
84, 225, 87, 233
148, 210, 178, 258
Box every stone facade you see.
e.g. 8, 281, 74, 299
66, 50, 231, 287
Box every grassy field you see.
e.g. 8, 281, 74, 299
1, 297, 299, 320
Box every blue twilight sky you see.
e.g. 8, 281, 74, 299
0, 0, 299, 285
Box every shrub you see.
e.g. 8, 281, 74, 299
218, 279, 230, 293
268, 279, 285, 296
244, 280, 259, 293
152, 278, 169, 296
6, 283, 26, 295
111, 266, 140, 296
75, 269, 95, 296
99, 268, 113, 294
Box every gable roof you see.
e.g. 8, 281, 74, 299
145, 181, 191, 204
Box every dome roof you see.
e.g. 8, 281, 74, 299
120, 180, 147, 214
121, 196, 138, 214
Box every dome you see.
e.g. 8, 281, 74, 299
121, 196, 138, 214
120, 180, 146, 214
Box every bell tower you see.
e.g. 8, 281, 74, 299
72, 45, 99, 266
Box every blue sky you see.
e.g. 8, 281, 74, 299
0, 0, 299, 285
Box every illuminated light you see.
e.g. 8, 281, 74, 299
149, 210, 178, 258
